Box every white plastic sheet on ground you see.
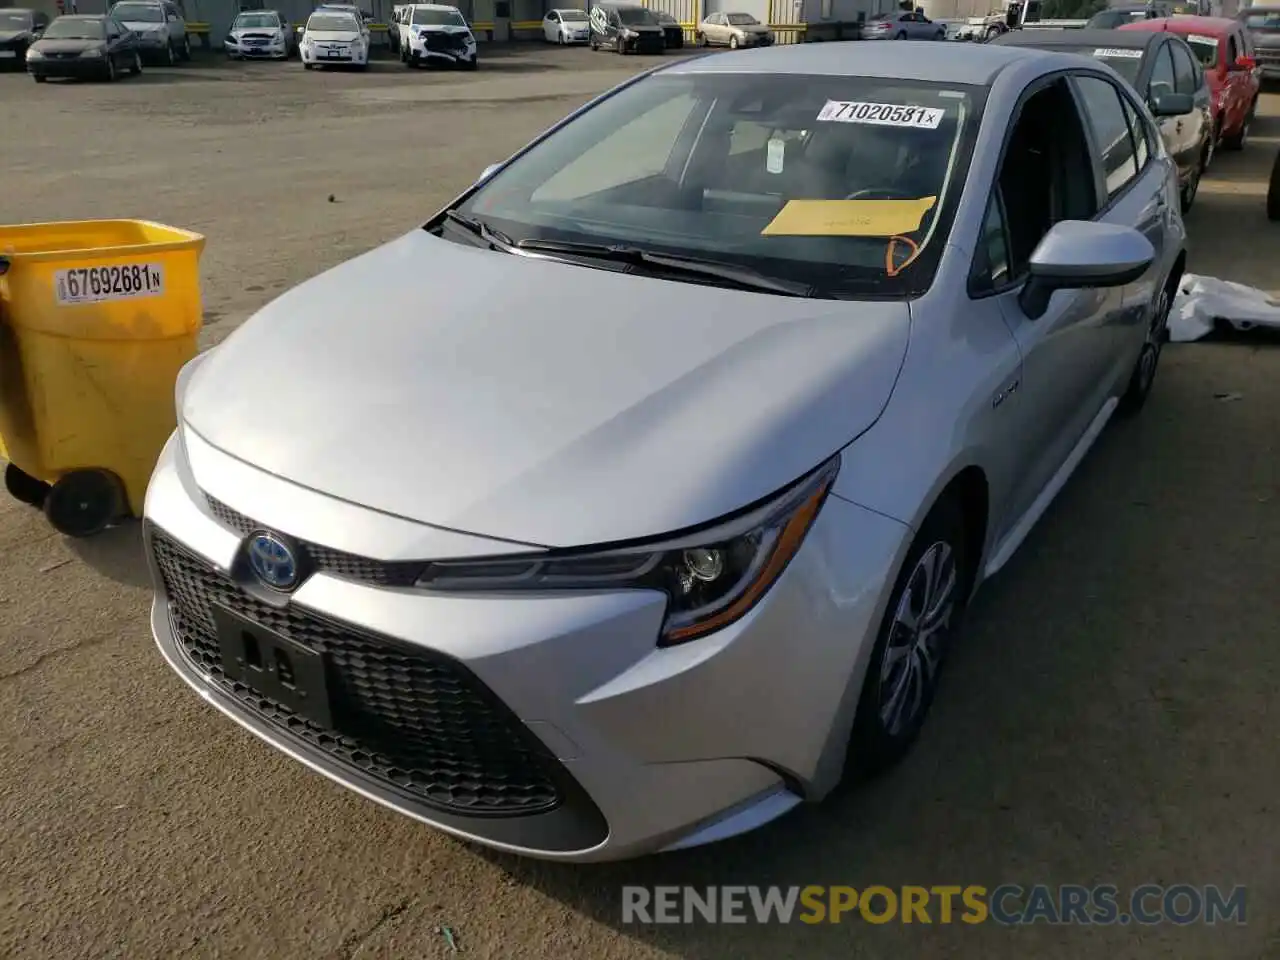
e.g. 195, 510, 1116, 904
1168, 274, 1280, 343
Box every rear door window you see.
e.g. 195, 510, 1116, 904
1074, 74, 1140, 200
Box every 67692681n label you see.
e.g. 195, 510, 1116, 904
54, 263, 166, 306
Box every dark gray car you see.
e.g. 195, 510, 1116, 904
25, 14, 143, 82
1238, 7, 1280, 81
993, 28, 1213, 211
0, 8, 50, 67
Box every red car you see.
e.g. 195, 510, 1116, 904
1120, 15, 1261, 151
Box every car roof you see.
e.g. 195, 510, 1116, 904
404, 3, 461, 8
55, 13, 108, 19
1120, 14, 1237, 34
665, 39, 1053, 85
995, 27, 1160, 48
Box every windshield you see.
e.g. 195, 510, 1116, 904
559, 8, 587, 19
617, 7, 655, 23
43, 17, 104, 37
412, 8, 465, 25
1087, 9, 1145, 26
1243, 10, 1280, 28
234, 12, 280, 27
0, 11, 33, 27
308, 13, 358, 30
1180, 31, 1219, 65
727, 12, 758, 23
111, 3, 163, 21
452, 73, 982, 299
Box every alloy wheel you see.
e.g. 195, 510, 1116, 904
1137, 284, 1171, 397
878, 541, 957, 736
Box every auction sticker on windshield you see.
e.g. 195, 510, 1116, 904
1093, 47, 1143, 58
54, 263, 165, 306
817, 101, 945, 129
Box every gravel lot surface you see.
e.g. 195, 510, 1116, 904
1, 48, 1278, 960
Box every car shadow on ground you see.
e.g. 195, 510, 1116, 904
65, 519, 153, 589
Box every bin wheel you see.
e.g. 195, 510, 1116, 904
43, 469, 125, 538
4, 463, 51, 508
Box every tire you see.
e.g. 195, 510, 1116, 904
4, 463, 51, 509
729, 34, 738, 48
590, 37, 597, 49
1118, 272, 1175, 416
165, 41, 176, 65
181, 34, 191, 61
303, 61, 313, 69
1221, 111, 1250, 151
130, 51, 142, 75
33, 74, 46, 82
616, 37, 626, 53
104, 56, 117, 81
464, 55, 477, 69
43, 469, 125, 538
848, 495, 972, 776
695, 31, 706, 46
984, 24, 1001, 40
1268, 150, 1280, 222
1180, 150, 1204, 213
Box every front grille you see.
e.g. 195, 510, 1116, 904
423, 32, 466, 51
152, 530, 564, 816
206, 496, 424, 587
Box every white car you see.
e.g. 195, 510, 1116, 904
542, 7, 590, 43
398, 3, 476, 69
300, 9, 369, 69
224, 9, 294, 60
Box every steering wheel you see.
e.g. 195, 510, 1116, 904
844, 187, 919, 201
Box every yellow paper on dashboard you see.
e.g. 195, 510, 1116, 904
761, 197, 937, 237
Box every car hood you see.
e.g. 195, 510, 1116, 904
121, 20, 166, 30
32, 37, 102, 52
734, 23, 770, 33
229, 27, 283, 36
414, 23, 471, 33
182, 230, 910, 548
306, 29, 360, 40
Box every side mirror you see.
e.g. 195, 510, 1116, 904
1234, 54, 1256, 70
1018, 221, 1154, 320
1151, 91, 1193, 116
479, 162, 502, 182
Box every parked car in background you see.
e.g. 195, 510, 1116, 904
299, 9, 369, 69
589, 2, 665, 52
225, 10, 295, 59
1238, 6, 1280, 81
399, 3, 477, 69
542, 7, 590, 43
25, 13, 142, 82
652, 9, 684, 48
993, 29, 1213, 210
863, 9, 946, 40
695, 11, 772, 47
0, 8, 49, 67
145, 42, 1185, 864
109, 0, 189, 64
1119, 16, 1261, 150
1085, 3, 1171, 29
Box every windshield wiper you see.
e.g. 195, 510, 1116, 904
441, 210, 517, 252
514, 239, 815, 297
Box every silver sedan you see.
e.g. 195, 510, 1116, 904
145, 42, 1185, 862
863, 9, 947, 39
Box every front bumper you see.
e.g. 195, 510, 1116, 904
143, 427, 908, 861
27, 55, 108, 77
227, 39, 288, 58
620, 33, 666, 52
408, 37, 475, 63
301, 43, 367, 64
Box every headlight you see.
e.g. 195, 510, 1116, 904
414, 456, 839, 646
26, 47, 44, 59
80, 47, 103, 57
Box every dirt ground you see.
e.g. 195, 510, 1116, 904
1, 47, 1278, 960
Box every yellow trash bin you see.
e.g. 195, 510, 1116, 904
0, 219, 205, 537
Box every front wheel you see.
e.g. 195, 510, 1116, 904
729, 34, 738, 48
848, 496, 971, 777
1118, 274, 1175, 416
165, 41, 176, 65
130, 51, 142, 75
695, 31, 706, 46
1181, 152, 1204, 213
181, 34, 191, 60
303, 61, 314, 69
104, 56, 117, 81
